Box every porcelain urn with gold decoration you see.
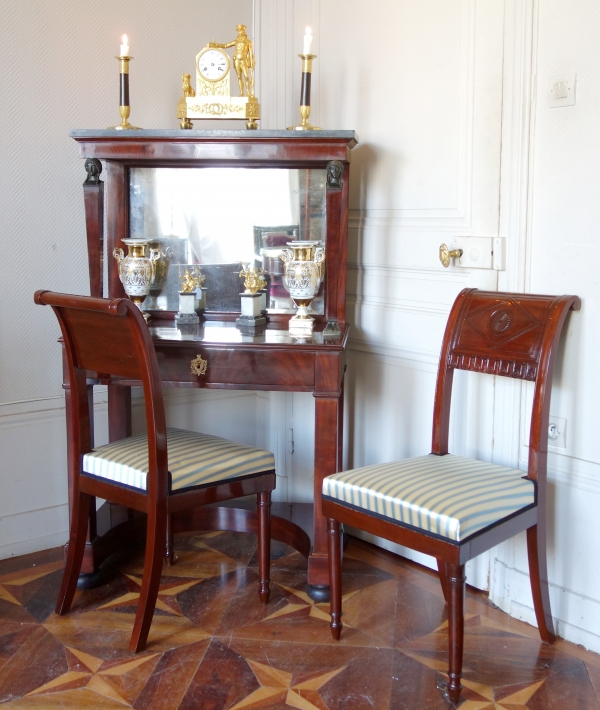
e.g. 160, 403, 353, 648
280, 241, 325, 335
113, 239, 160, 320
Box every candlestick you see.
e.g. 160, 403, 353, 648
303, 27, 312, 55
287, 53, 321, 131
109, 46, 141, 130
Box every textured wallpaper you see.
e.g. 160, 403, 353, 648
0, 0, 252, 404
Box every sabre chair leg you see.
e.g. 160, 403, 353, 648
527, 524, 556, 643
446, 563, 466, 705
257, 491, 271, 604
55, 491, 93, 615
130, 508, 166, 653
436, 557, 450, 603
165, 513, 175, 567
327, 518, 343, 640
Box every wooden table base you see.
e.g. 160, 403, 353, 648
75, 501, 319, 594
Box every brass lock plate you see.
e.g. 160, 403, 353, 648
190, 354, 208, 376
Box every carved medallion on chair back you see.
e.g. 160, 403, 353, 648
446, 290, 564, 381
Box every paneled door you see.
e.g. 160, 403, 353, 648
258, 0, 506, 589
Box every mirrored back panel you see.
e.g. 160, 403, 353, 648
129, 167, 327, 314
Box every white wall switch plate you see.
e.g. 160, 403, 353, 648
548, 73, 576, 108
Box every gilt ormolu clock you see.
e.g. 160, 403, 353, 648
181, 24, 260, 130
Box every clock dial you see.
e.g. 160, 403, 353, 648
198, 49, 229, 81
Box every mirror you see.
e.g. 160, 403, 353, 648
129, 167, 327, 314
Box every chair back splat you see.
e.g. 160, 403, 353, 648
323, 288, 580, 706
34, 290, 276, 653
36, 292, 168, 503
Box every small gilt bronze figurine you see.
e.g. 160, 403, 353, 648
240, 266, 267, 294
178, 73, 196, 129
179, 266, 204, 293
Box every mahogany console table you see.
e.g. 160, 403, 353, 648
67, 129, 357, 599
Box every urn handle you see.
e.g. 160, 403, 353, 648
113, 247, 124, 265
149, 248, 161, 280
280, 248, 293, 264
314, 247, 325, 281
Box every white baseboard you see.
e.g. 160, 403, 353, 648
0, 504, 68, 560
490, 558, 600, 653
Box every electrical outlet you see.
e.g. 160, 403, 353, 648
548, 416, 567, 449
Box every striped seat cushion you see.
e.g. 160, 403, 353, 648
83, 427, 275, 492
322, 454, 535, 542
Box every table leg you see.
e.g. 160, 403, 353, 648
307, 394, 341, 600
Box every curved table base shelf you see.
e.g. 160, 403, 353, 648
74, 502, 313, 589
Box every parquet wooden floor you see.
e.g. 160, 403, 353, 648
0, 532, 599, 708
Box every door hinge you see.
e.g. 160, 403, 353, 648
287, 428, 294, 455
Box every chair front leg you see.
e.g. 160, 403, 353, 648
56, 490, 92, 615
130, 504, 167, 653
446, 563, 466, 705
436, 558, 450, 603
327, 518, 343, 640
257, 491, 271, 604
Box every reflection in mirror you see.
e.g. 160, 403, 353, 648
129, 168, 326, 313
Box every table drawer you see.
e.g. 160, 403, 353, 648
155, 346, 315, 388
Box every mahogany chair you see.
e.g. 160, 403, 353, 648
34, 290, 276, 653
322, 288, 580, 705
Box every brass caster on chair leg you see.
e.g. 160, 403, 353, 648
436, 674, 462, 707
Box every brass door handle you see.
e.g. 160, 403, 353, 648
190, 354, 208, 376
439, 243, 463, 268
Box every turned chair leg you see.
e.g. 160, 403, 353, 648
446, 563, 466, 705
527, 524, 556, 642
129, 508, 166, 653
55, 491, 92, 615
327, 518, 343, 640
257, 491, 271, 604
436, 557, 450, 603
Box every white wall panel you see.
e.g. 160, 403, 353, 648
257, 0, 504, 589
486, 0, 600, 652
0, 0, 261, 559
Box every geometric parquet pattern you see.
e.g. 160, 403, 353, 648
1, 533, 600, 708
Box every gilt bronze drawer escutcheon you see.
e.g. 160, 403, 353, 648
190, 355, 208, 376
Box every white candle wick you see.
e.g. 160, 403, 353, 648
120, 34, 129, 56
303, 26, 312, 55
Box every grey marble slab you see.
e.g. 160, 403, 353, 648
69, 128, 358, 143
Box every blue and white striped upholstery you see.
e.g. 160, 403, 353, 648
83, 427, 275, 492
322, 454, 535, 542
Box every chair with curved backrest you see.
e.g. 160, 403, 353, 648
322, 288, 580, 705
34, 290, 276, 653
